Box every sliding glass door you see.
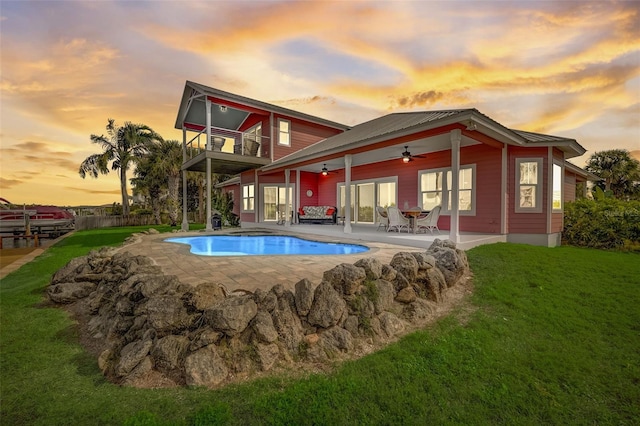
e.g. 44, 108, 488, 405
339, 179, 396, 224
263, 186, 293, 222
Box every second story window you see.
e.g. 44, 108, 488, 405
278, 119, 291, 146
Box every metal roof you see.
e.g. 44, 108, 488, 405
262, 110, 475, 170
511, 129, 573, 143
262, 109, 586, 171
175, 81, 350, 131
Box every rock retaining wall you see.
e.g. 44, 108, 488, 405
47, 238, 470, 388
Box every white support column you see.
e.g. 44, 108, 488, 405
344, 154, 352, 233
205, 99, 212, 231
449, 129, 461, 243
295, 169, 301, 224
501, 143, 508, 235
284, 168, 291, 227
181, 127, 189, 231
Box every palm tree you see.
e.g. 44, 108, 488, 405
147, 139, 183, 226
79, 119, 160, 216
586, 149, 640, 199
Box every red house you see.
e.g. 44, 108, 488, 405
175, 80, 593, 247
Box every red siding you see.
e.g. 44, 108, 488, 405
271, 114, 343, 161
564, 172, 577, 203
507, 146, 548, 234
299, 172, 319, 206
289, 143, 502, 233
461, 144, 503, 233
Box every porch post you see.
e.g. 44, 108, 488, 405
344, 154, 352, 233
284, 168, 291, 227
449, 129, 461, 243
181, 127, 189, 231
205, 98, 212, 231
295, 169, 301, 224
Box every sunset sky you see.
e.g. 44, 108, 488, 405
1, 0, 639, 206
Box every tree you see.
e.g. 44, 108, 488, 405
131, 156, 164, 224
148, 139, 183, 226
79, 119, 160, 215
131, 139, 183, 226
585, 149, 640, 200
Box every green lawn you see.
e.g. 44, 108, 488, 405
1, 227, 639, 425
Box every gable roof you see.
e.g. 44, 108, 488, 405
175, 81, 350, 131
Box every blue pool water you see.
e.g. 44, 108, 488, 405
164, 235, 369, 256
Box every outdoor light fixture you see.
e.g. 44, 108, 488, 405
402, 146, 411, 163
321, 164, 329, 176
219, 105, 227, 112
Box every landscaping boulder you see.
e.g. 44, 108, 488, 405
47, 281, 96, 304
308, 281, 348, 328
390, 252, 419, 282
206, 295, 257, 336
184, 345, 228, 387
294, 278, 314, 316
323, 263, 366, 295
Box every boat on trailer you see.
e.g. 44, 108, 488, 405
0, 198, 74, 235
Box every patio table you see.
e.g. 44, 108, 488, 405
402, 209, 430, 233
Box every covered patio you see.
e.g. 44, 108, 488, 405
241, 222, 506, 251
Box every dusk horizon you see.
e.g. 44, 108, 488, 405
1, 0, 638, 206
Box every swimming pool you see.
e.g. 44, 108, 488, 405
164, 235, 369, 256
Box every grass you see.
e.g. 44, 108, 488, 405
1, 227, 639, 425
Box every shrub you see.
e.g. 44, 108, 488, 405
563, 198, 640, 250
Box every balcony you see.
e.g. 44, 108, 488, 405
182, 126, 271, 175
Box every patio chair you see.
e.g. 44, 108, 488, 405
386, 206, 411, 233
376, 206, 389, 231
415, 205, 441, 234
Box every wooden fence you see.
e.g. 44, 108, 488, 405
75, 215, 157, 231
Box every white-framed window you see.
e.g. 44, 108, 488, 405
278, 119, 291, 146
242, 184, 255, 212
516, 158, 543, 213
552, 162, 563, 212
419, 165, 476, 215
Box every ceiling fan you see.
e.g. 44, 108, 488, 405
401, 146, 426, 163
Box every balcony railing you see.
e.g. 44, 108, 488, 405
184, 126, 268, 161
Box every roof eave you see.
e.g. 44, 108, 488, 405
176, 81, 350, 132
565, 161, 600, 180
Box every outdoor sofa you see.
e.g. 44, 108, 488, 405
297, 206, 338, 224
